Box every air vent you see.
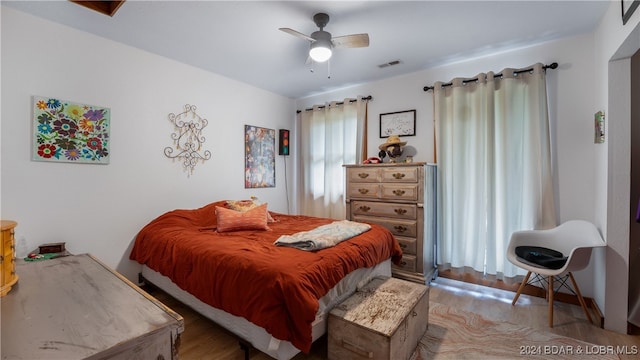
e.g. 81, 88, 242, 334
378, 60, 401, 68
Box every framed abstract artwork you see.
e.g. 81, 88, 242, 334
32, 96, 110, 164
244, 125, 275, 188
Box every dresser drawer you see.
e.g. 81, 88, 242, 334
2, 227, 14, 246
393, 253, 417, 273
347, 183, 381, 199
347, 167, 380, 183
381, 183, 419, 201
380, 166, 419, 183
395, 235, 417, 255
351, 201, 417, 220
2, 257, 15, 284
353, 216, 417, 238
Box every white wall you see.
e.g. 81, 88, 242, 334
5, 1, 640, 334
296, 34, 601, 295
593, 0, 640, 334
0, 7, 295, 282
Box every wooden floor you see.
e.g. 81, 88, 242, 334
147, 278, 640, 360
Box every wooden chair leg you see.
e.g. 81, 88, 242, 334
568, 272, 594, 324
548, 275, 554, 327
512, 271, 532, 306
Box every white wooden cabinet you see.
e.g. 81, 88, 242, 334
345, 162, 437, 283
1, 253, 183, 360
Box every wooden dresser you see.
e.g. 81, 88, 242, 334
1, 253, 184, 359
1, 220, 19, 296
344, 163, 437, 283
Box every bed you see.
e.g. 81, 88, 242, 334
129, 200, 403, 359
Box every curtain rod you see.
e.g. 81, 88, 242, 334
422, 62, 558, 92
296, 95, 372, 113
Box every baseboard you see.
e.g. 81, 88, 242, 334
590, 298, 604, 328
438, 269, 604, 325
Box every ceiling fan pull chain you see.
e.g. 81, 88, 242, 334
327, 59, 331, 79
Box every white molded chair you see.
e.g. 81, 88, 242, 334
507, 220, 605, 327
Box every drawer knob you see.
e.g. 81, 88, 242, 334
399, 243, 407, 249
393, 173, 406, 179
394, 225, 408, 233
358, 206, 371, 212
358, 173, 369, 179
393, 189, 406, 196
400, 261, 407, 266
394, 208, 407, 215
358, 188, 369, 194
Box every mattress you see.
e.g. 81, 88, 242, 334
130, 200, 402, 352
142, 259, 392, 360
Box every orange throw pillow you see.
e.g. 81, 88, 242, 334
216, 204, 269, 232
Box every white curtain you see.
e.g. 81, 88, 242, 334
434, 63, 556, 278
299, 98, 367, 219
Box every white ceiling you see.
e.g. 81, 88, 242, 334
3, 1, 609, 99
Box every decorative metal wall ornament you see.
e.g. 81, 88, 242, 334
164, 104, 211, 176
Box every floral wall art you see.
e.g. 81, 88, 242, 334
32, 96, 110, 164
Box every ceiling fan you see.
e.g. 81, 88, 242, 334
279, 13, 369, 63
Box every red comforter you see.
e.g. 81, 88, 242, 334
129, 201, 402, 353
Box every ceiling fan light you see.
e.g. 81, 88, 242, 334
310, 40, 332, 62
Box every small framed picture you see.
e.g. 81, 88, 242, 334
380, 109, 416, 138
595, 111, 605, 144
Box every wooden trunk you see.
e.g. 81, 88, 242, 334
328, 277, 428, 360
1, 253, 183, 359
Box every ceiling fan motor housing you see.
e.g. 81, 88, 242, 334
311, 30, 332, 44
313, 13, 330, 29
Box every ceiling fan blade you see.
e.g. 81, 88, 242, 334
279, 28, 314, 42
332, 33, 369, 48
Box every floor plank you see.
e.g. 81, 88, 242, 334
146, 277, 640, 359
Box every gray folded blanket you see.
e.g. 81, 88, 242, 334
274, 220, 371, 251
